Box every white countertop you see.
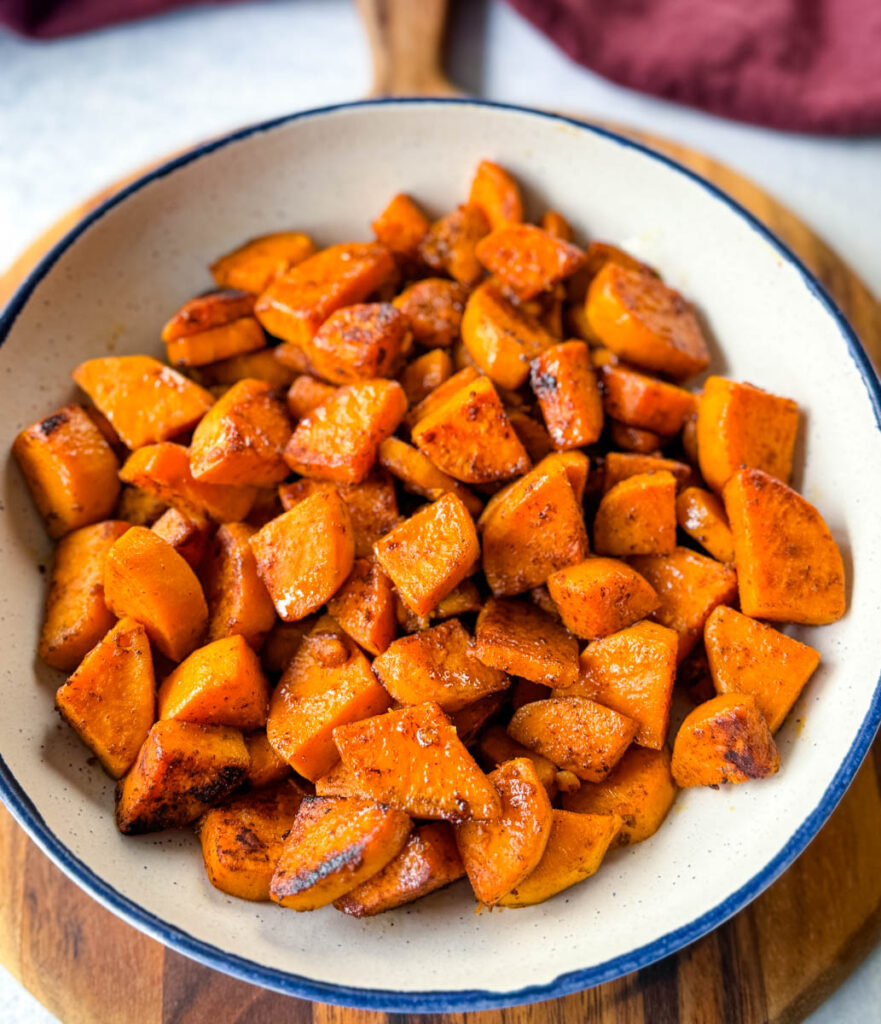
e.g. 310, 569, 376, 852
1, 1, 880, 1020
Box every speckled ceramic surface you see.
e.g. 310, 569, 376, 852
1, 100, 879, 1013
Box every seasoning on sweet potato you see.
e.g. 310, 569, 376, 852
671, 693, 780, 787
697, 376, 799, 493
609, 421, 663, 454
530, 340, 603, 449
73, 355, 214, 450
603, 451, 691, 492
117, 486, 167, 527
13, 405, 121, 539
245, 730, 291, 787
199, 780, 307, 901
400, 348, 453, 405
599, 363, 697, 437
449, 691, 508, 747
211, 232, 316, 294
260, 617, 316, 674
393, 278, 468, 350
705, 605, 821, 732
373, 619, 508, 712
408, 365, 480, 426
593, 471, 677, 557
150, 506, 212, 569
202, 522, 276, 648
334, 702, 501, 822
194, 348, 297, 391
116, 720, 248, 834
327, 558, 397, 656
477, 724, 560, 798
586, 263, 709, 380
507, 410, 554, 462
165, 317, 266, 369
270, 795, 411, 910
371, 193, 430, 259
474, 597, 579, 687
469, 160, 524, 229
378, 437, 483, 517
723, 467, 845, 625
104, 526, 208, 661
676, 486, 735, 563
476, 224, 584, 301
547, 557, 659, 639
286, 375, 336, 419
418, 203, 490, 287
306, 302, 410, 384
162, 289, 256, 342
374, 492, 479, 617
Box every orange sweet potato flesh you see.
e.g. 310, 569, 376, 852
373, 619, 508, 712
203, 522, 276, 648
116, 485, 168, 526
13, 405, 121, 539
419, 203, 490, 287
474, 597, 579, 687
165, 317, 266, 369
260, 617, 316, 674
199, 780, 307, 901
599, 364, 697, 436
562, 746, 676, 845
530, 341, 603, 449
73, 355, 214, 450
334, 821, 465, 917
508, 410, 554, 462
333, 702, 501, 822
116, 720, 248, 834
676, 486, 735, 563
455, 758, 553, 905
307, 302, 410, 384
593, 471, 677, 557
705, 605, 820, 733
327, 558, 397, 656
270, 795, 411, 911
476, 224, 584, 301
723, 468, 845, 625
378, 437, 483, 517
254, 242, 396, 348
542, 210, 574, 241
508, 696, 638, 782
245, 731, 291, 788
698, 376, 799, 493
586, 263, 709, 380
393, 279, 468, 349
39, 520, 129, 671
449, 691, 508, 747
603, 452, 692, 492
469, 160, 524, 229
250, 490, 355, 621
671, 693, 780, 787
400, 349, 453, 405
151, 507, 212, 568
104, 526, 208, 661
211, 231, 316, 294
372, 193, 430, 258
162, 289, 255, 341
609, 421, 664, 454
195, 348, 296, 391
286, 375, 337, 419
477, 724, 560, 798
56, 617, 155, 778
374, 492, 480, 617
408, 366, 480, 426
547, 557, 659, 640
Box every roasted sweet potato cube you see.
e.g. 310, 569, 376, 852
260, 618, 316, 674
723, 468, 845, 625
603, 452, 692, 492
13, 405, 121, 539
245, 731, 291, 788
284, 379, 407, 484
162, 289, 256, 342
306, 302, 410, 384
286, 375, 337, 419
469, 160, 524, 229
586, 263, 709, 380
371, 193, 430, 258
530, 341, 603, 449
270, 795, 411, 910
195, 348, 297, 390
374, 492, 479, 617
327, 558, 397, 656
541, 210, 574, 241
476, 224, 584, 301
116, 720, 248, 834
104, 526, 208, 661
449, 691, 508, 747
671, 693, 780, 787
599, 364, 697, 436
165, 317, 266, 368
704, 605, 821, 732
698, 377, 799, 493
334, 821, 465, 917
474, 598, 579, 687
250, 490, 355, 621
434, 583, 489, 620
593, 471, 677, 557
609, 421, 663, 454
378, 437, 483, 517
418, 203, 490, 287
583, 241, 654, 282
676, 486, 735, 563
199, 780, 307, 901
512, 678, 553, 710
202, 522, 276, 648
508, 696, 637, 782
547, 558, 658, 640
151, 507, 212, 568
254, 242, 396, 347
373, 619, 508, 712
211, 231, 316, 294
73, 355, 214, 450
400, 349, 453, 405
116, 486, 167, 526
333, 702, 501, 822
477, 724, 560, 797
508, 410, 554, 462
393, 279, 468, 349
408, 365, 480, 426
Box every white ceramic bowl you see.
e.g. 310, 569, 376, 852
1, 99, 880, 1013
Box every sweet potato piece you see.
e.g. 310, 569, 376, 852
267, 628, 390, 781
116, 720, 248, 834
497, 810, 621, 907
334, 702, 500, 822
583, 241, 653, 282
260, 617, 316, 674
561, 621, 678, 749
599, 364, 697, 436
56, 617, 155, 778
586, 263, 709, 380
246, 731, 291, 787
73, 355, 214, 450
335, 821, 465, 917
449, 691, 508, 746
676, 486, 735, 563
400, 349, 453, 405
469, 160, 524, 229
408, 365, 480, 426
593, 471, 677, 557
723, 468, 845, 625
629, 547, 738, 661
542, 210, 574, 241
199, 780, 306, 901
455, 758, 553, 905
104, 526, 208, 661
478, 724, 559, 798
162, 290, 256, 341
117, 486, 167, 526
609, 421, 663, 454
530, 341, 603, 449
13, 405, 121, 539
418, 203, 490, 287
254, 242, 396, 347
508, 696, 637, 781
705, 605, 821, 732
373, 619, 508, 712
680, 645, 716, 705
189, 379, 291, 487
306, 303, 410, 384
378, 437, 483, 517
603, 451, 691, 492
202, 523, 276, 648
284, 379, 406, 484
562, 746, 676, 845
460, 281, 555, 390
393, 278, 468, 349
286, 375, 336, 419
476, 224, 584, 301
211, 231, 316, 294
512, 678, 552, 710
671, 693, 780, 787
194, 348, 297, 390
165, 317, 266, 368
327, 558, 397, 656
371, 193, 430, 258
697, 377, 799, 493
508, 410, 554, 462
474, 598, 579, 687
270, 795, 411, 910
39, 520, 129, 671
547, 558, 658, 640
374, 492, 479, 617
151, 507, 212, 569
250, 490, 354, 621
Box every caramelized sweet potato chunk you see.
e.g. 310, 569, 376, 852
469, 160, 524, 229
608, 421, 664, 454
476, 224, 584, 301
593, 471, 677, 557
286, 375, 337, 419
378, 437, 483, 517
449, 691, 508, 747
474, 597, 579, 687
603, 451, 691, 492
327, 558, 397, 656
541, 210, 574, 241
371, 193, 430, 258
676, 486, 735, 563
477, 724, 560, 798
116, 486, 168, 527
307, 302, 410, 384
547, 557, 658, 639
400, 348, 453, 405
418, 203, 490, 287
408, 365, 480, 426
162, 289, 255, 342
508, 410, 554, 462
151, 507, 212, 568
393, 279, 467, 349
211, 231, 316, 294
599, 364, 697, 436
195, 348, 297, 390
245, 731, 291, 788
530, 341, 603, 449
165, 317, 266, 369
203, 522, 276, 648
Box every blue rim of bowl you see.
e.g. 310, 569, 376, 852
1, 97, 880, 1013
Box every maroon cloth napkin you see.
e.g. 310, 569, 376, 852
0, 0, 232, 38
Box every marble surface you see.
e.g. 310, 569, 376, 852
0, 1, 879, 1020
